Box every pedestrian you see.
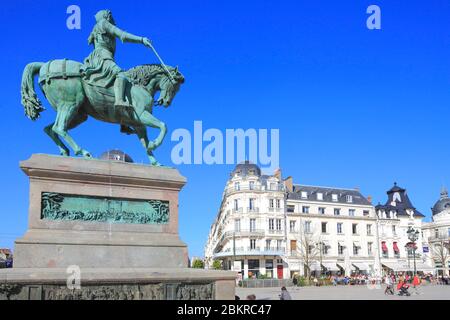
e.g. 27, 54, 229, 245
412, 274, 421, 295
384, 274, 393, 295
279, 286, 292, 300
293, 275, 298, 287
313, 277, 319, 287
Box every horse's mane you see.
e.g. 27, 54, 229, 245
124, 64, 168, 87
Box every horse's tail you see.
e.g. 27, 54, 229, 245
21, 62, 45, 121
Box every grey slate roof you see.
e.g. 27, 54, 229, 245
375, 183, 425, 218
288, 184, 372, 205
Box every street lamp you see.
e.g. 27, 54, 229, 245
406, 227, 420, 276
316, 241, 324, 276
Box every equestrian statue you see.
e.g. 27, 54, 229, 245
20, 9, 184, 166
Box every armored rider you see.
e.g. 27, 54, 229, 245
80, 9, 152, 133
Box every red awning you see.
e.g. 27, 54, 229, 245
381, 242, 388, 252
393, 242, 400, 253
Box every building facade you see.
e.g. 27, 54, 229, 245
205, 163, 434, 279
375, 184, 432, 274
422, 187, 450, 275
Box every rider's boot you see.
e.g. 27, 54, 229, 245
114, 76, 131, 107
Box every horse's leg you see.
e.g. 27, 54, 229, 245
134, 125, 161, 166
52, 104, 91, 158
44, 122, 70, 156
138, 110, 167, 151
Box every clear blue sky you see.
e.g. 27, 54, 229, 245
1, 0, 449, 257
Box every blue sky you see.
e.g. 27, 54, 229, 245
0, 0, 449, 257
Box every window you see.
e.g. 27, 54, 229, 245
269, 199, 274, 209
270, 183, 276, 191
349, 209, 355, 217
265, 260, 274, 278
289, 221, 296, 233
301, 191, 308, 199
338, 244, 344, 255
321, 222, 327, 234
304, 221, 311, 233
332, 194, 338, 202
249, 181, 255, 190
337, 223, 343, 234
368, 242, 373, 255
234, 182, 240, 191
276, 240, 282, 250
265, 239, 271, 249
234, 219, 241, 232
308, 245, 314, 255
287, 205, 295, 213
318, 207, 326, 214
346, 195, 353, 203
352, 223, 358, 235
363, 210, 370, 216
249, 219, 256, 232
323, 244, 329, 255
334, 208, 341, 216
234, 199, 239, 210
249, 198, 256, 210
276, 219, 282, 231
353, 244, 359, 255
448, 228, 450, 237
268, 219, 274, 230
392, 225, 396, 236
302, 206, 310, 214
367, 224, 372, 236
276, 199, 281, 209
317, 193, 323, 201
249, 169, 256, 175
250, 239, 256, 250
435, 229, 439, 238
248, 259, 259, 278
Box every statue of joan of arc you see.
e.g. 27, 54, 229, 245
80, 9, 152, 108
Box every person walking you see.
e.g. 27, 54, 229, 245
412, 274, 421, 295
279, 287, 292, 300
384, 274, 393, 295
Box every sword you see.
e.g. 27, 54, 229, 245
147, 42, 176, 84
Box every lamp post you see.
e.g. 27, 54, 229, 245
405, 244, 411, 275
407, 227, 420, 276
316, 241, 324, 276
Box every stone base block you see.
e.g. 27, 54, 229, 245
0, 268, 236, 300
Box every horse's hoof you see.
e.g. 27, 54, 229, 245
60, 150, 70, 157
148, 156, 161, 166
76, 149, 92, 158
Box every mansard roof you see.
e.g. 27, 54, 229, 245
287, 184, 371, 206
375, 183, 425, 217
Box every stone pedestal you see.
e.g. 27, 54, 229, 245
0, 154, 236, 300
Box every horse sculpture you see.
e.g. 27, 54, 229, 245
21, 59, 184, 165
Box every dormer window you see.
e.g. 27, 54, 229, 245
317, 193, 323, 201
270, 183, 276, 191
234, 182, 240, 191
248, 169, 256, 175
249, 181, 255, 190
332, 194, 338, 202
346, 195, 353, 203
301, 191, 308, 199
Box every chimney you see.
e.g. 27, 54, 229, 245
284, 176, 293, 193
274, 168, 282, 180
367, 195, 373, 204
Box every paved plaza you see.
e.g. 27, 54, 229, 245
236, 285, 450, 300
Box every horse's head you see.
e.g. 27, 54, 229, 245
156, 66, 185, 107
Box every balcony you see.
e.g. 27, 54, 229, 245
269, 207, 283, 213
232, 207, 243, 214
267, 229, 284, 235
428, 234, 450, 242
247, 207, 260, 213
212, 246, 285, 259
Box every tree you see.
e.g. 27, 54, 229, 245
432, 240, 450, 276
212, 260, 222, 270
293, 219, 322, 279
192, 259, 205, 269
